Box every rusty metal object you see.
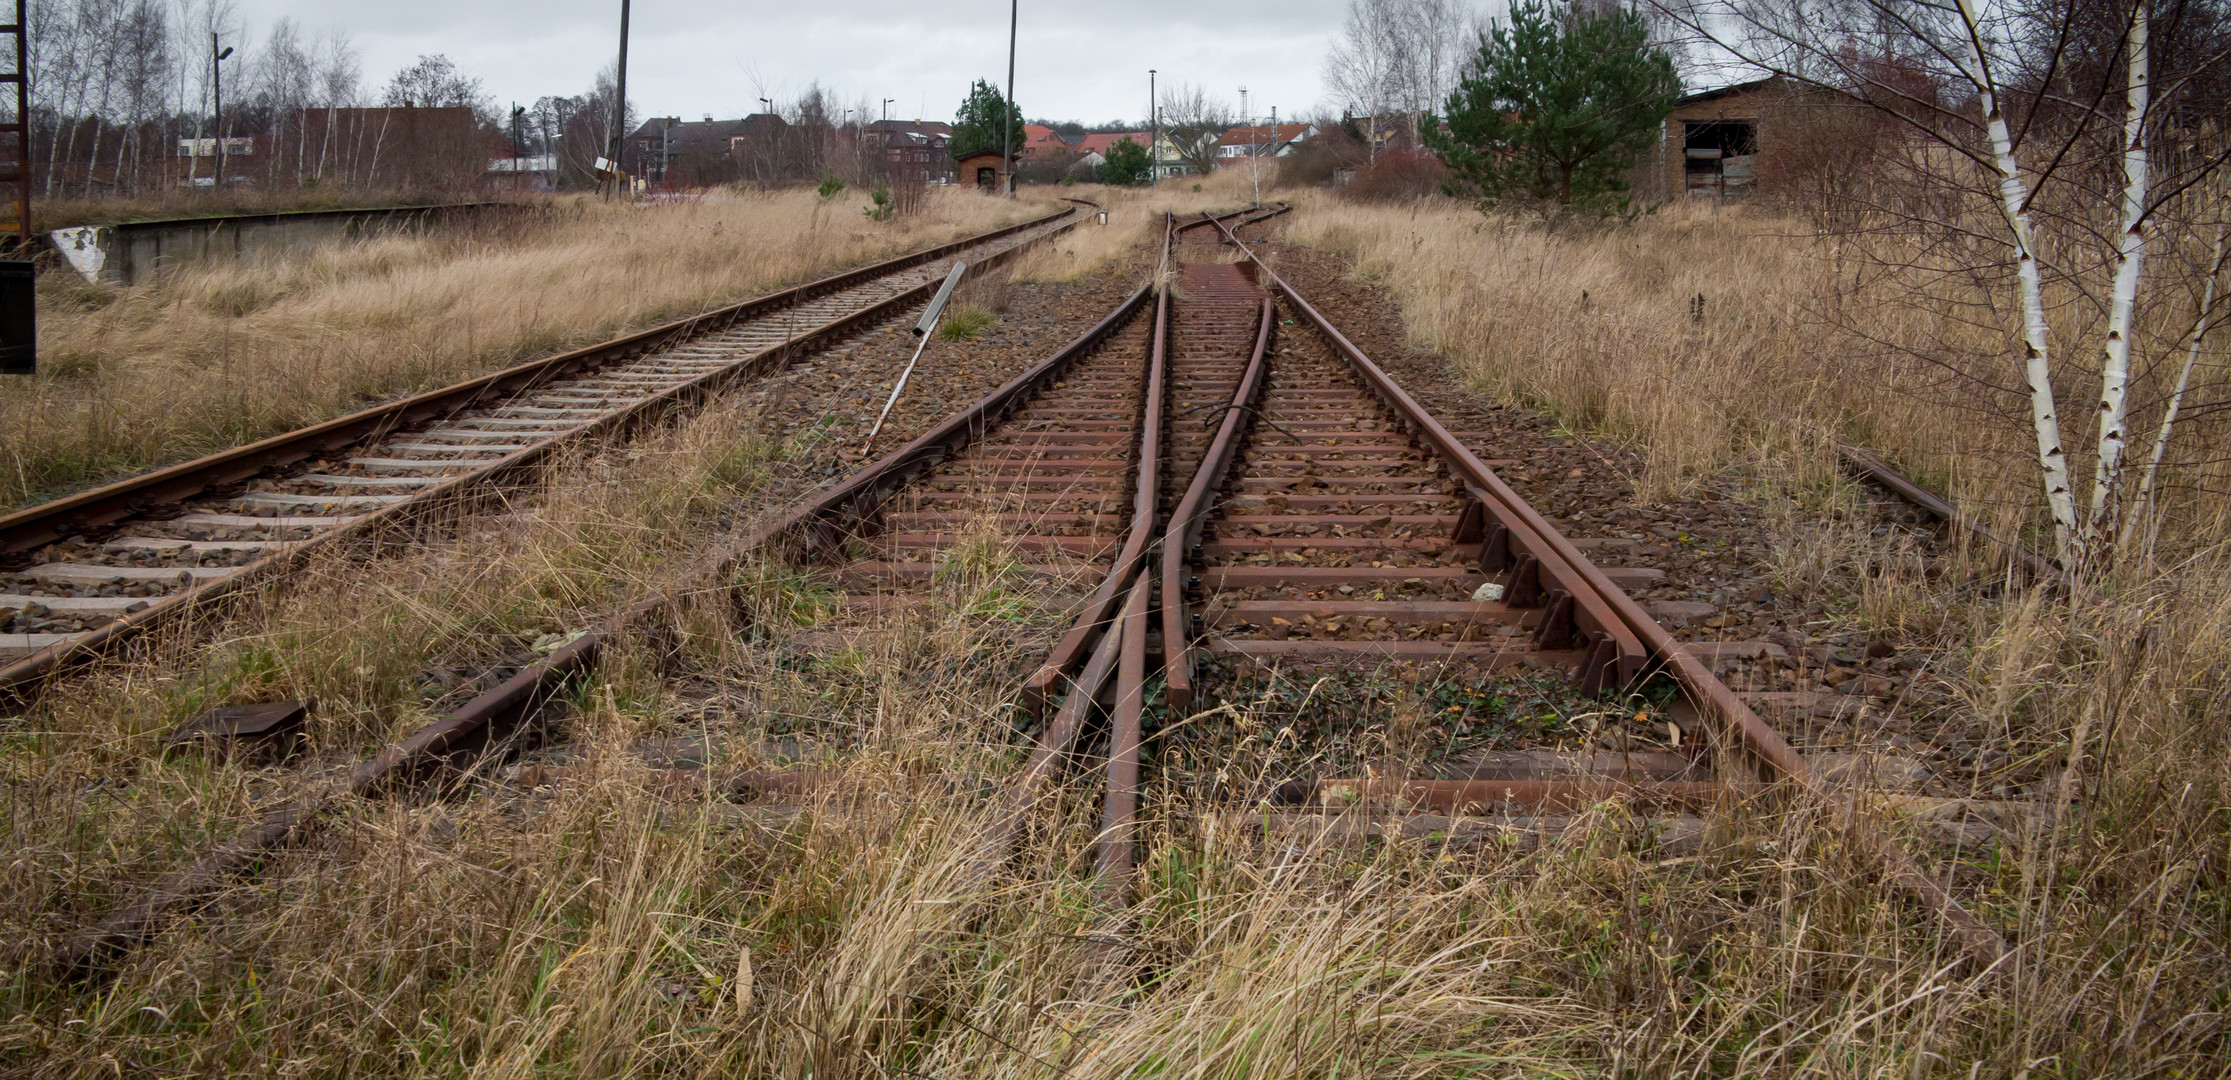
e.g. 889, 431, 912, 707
162, 700, 309, 761
1092, 571, 1153, 903
56, 206, 1230, 980
1836, 442, 2063, 583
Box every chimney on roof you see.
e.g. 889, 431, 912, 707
703, 114, 713, 122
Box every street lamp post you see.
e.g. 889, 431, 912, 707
1147, 69, 1156, 185
882, 98, 894, 123
211, 36, 233, 186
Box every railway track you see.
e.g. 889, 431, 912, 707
0, 207, 1076, 699
52, 201, 2007, 982
52, 204, 1276, 977
1137, 212, 2003, 959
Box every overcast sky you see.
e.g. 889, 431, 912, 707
231, 0, 1358, 126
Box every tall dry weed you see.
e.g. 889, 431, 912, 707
2, 187, 1042, 511
1272, 187, 2231, 1075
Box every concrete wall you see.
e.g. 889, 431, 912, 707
51, 203, 504, 286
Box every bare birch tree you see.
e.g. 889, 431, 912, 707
1325, 0, 1404, 163
1655, 0, 2225, 569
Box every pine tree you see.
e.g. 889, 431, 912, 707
951, 79, 1025, 159
1425, 0, 1680, 211
1100, 137, 1151, 186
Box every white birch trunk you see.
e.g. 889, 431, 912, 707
2088, 0, 2152, 544
1956, 0, 2079, 560
2116, 216, 2226, 556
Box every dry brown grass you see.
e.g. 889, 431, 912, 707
1275, 192, 2231, 550
2, 189, 2227, 1077
1006, 173, 1262, 282
2, 187, 1043, 511
1270, 189, 2231, 1075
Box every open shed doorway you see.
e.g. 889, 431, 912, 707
1684, 119, 1757, 196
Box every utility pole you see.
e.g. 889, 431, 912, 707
1147, 69, 1157, 185
606, 0, 630, 199
211, 35, 233, 187
1002, 0, 1017, 196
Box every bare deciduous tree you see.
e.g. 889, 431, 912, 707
1655, 0, 2228, 569
1324, 0, 1479, 163
1159, 83, 1233, 176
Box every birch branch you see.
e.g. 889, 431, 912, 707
1955, 0, 2078, 560
2088, 0, 2152, 549
2116, 214, 2228, 558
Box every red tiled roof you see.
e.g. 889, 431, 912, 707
1073, 132, 1148, 156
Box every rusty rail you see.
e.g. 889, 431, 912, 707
1835, 443, 2064, 584
57, 204, 1209, 979
2, 208, 1076, 702
1198, 214, 2007, 963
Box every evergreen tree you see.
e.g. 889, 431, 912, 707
1100, 136, 1151, 186
1425, 0, 1679, 211
951, 79, 1025, 159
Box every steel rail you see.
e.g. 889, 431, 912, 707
0, 208, 1070, 555
1213, 213, 1647, 694
1018, 216, 1174, 715
1835, 442, 2065, 584
1, 208, 1076, 701
61, 204, 1315, 980
1015, 207, 1274, 715
1090, 206, 1287, 902
1091, 569, 1153, 903
1050, 204, 1289, 719
58, 207, 1192, 978
1203, 216, 2008, 964
1159, 295, 1275, 710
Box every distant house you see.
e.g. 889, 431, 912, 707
1019, 124, 1072, 159
1148, 130, 1206, 179
625, 114, 789, 184
1214, 123, 1318, 165
1072, 132, 1148, 159
485, 152, 558, 190
864, 120, 953, 182
953, 147, 1010, 192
